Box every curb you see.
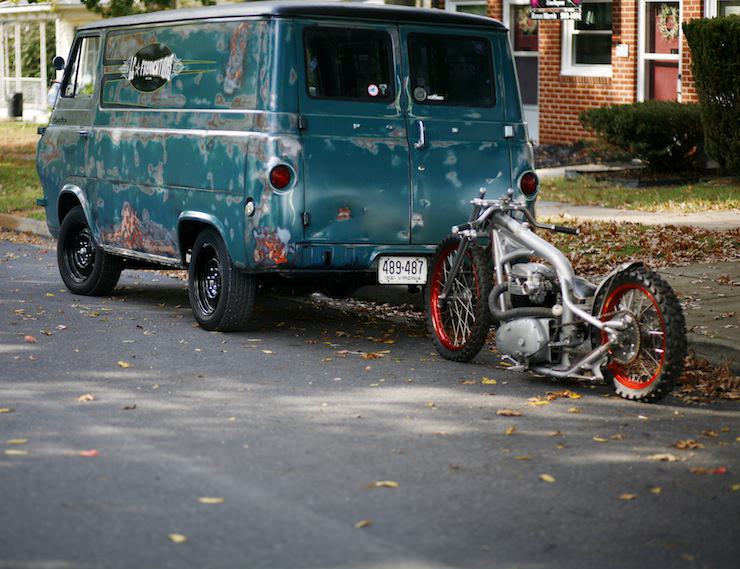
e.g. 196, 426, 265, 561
0, 213, 51, 238
0, 214, 737, 373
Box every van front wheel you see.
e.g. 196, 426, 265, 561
57, 205, 122, 296
188, 229, 255, 331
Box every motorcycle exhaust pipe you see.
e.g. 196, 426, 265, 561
488, 283, 557, 322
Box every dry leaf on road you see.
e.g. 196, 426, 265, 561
539, 474, 556, 483
198, 497, 224, 504
117, 361, 132, 369
674, 439, 704, 450
497, 409, 522, 417
354, 519, 372, 529
6, 439, 27, 445
23, 335, 37, 343
481, 377, 497, 385
593, 437, 608, 443
619, 493, 638, 501
77, 393, 95, 403
168, 533, 188, 544
4, 449, 28, 456
505, 426, 517, 436
647, 453, 679, 462
368, 480, 399, 489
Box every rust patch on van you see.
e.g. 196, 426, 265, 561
253, 227, 291, 265
102, 203, 177, 256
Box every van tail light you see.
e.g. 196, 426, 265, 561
269, 165, 292, 190
519, 171, 539, 197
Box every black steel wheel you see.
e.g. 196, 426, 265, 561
57, 205, 122, 296
188, 228, 256, 331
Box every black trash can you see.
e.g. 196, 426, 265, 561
8, 93, 23, 118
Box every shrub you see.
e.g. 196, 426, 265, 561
579, 101, 704, 172
683, 15, 740, 174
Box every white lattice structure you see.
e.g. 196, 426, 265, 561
0, 0, 100, 121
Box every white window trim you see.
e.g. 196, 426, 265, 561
445, 0, 487, 13
637, 0, 683, 102
561, 0, 613, 78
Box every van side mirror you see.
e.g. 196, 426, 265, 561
52, 56, 65, 71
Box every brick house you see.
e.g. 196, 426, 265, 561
442, 0, 739, 144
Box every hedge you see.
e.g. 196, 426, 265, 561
683, 15, 740, 174
579, 101, 704, 172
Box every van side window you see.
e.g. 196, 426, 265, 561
304, 28, 394, 101
408, 34, 495, 107
62, 36, 100, 98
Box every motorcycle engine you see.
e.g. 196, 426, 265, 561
509, 262, 556, 306
495, 318, 553, 363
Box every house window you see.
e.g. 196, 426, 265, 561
561, 0, 613, 77
445, 1, 487, 16
705, 0, 740, 16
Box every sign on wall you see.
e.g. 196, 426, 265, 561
529, 0, 582, 20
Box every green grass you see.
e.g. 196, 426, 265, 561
540, 175, 740, 212
0, 121, 44, 219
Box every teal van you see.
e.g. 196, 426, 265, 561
36, 1, 537, 331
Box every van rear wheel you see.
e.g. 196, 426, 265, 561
188, 228, 255, 331
57, 205, 122, 296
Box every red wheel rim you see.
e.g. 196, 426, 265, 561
602, 283, 667, 389
430, 244, 481, 351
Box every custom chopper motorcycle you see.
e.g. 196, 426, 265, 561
426, 188, 687, 402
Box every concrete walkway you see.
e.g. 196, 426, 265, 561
538, 201, 740, 231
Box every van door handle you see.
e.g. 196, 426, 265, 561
413, 120, 425, 149
78, 129, 90, 138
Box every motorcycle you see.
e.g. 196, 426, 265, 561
426, 188, 687, 402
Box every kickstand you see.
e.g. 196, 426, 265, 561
499, 354, 526, 372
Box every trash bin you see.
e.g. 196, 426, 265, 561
8, 93, 23, 118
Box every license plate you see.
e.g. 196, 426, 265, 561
378, 256, 427, 285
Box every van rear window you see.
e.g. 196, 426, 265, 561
408, 34, 495, 108
304, 28, 394, 101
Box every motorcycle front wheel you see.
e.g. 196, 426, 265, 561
426, 236, 493, 362
596, 266, 686, 402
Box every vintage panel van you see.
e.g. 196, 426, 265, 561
36, 1, 538, 331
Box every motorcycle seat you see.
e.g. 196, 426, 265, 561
572, 276, 597, 300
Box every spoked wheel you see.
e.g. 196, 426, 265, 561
57, 205, 122, 296
597, 267, 686, 402
426, 235, 493, 362
188, 228, 256, 331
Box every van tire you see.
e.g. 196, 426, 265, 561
188, 228, 255, 331
57, 205, 122, 296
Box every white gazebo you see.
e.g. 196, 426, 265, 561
0, 0, 100, 121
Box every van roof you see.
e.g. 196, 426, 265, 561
78, 1, 506, 32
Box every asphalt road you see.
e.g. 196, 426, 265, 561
1, 238, 738, 569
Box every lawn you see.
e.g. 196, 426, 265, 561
540, 175, 740, 213
0, 121, 45, 220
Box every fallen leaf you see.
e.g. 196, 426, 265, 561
122, 404, 137, 410
368, 480, 399, 489
6, 439, 27, 445
610, 433, 626, 441
0, 408, 14, 414
647, 453, 679, 462
619, 493, 638, 501
496, 409, 522, 417
701, 430, 719, 438
117, 361, 132, 369
198, 497, 224, 504
545, 389, 583, 400
167, 533, 187, 544
261, 350, 273, 355
593, 436, 608, 443
23, 335, 37, 343
528, 399, 550, 407
481, 377, 497, 385
548, 430, 564, 437
690, 466, 728, 475
77, 393, 95, 403
4, 449, 28, 456
513, 455, 531, 461
459, 379, 476, 385
539, 474, 556, 483
731, 484, 740, 491
354, 519, 372, 529
77, 449, 99, 457
504, 426, 517, 436
650, 486, 662, 494
567, 407, 581, 414
674, 439, 704, 450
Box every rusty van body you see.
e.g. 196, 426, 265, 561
36, 1, 537, 331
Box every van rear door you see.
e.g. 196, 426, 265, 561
399, 27, 512, 245
295, 21, 410, 246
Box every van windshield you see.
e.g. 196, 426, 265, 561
408, 34, 495, 107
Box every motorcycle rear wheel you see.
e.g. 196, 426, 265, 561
426, 236, 493, 362
596, 267, 686, 402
